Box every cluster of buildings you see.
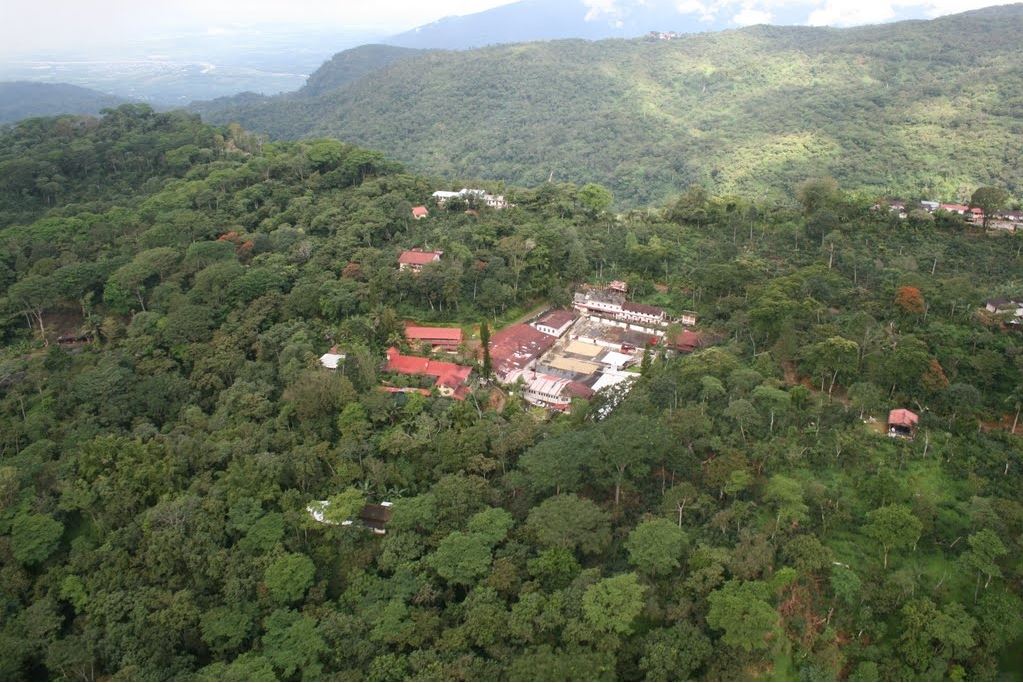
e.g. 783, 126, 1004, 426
491, 282, 705, 411
572, 281, 697, 327
883, 199, 1023, 230
431, 188, 510, 210
646, 31, 681, 41
318, 281, 707, 414
383, 346, 473, 400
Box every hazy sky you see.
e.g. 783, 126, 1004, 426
0, 0, 1004, 56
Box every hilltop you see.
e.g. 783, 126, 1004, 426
0, 82, 128, 124
194, 5, 1023, 206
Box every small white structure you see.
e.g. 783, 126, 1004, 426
307, 499, 394, 534
319, 351, 346, 370
432, 188, 509, 209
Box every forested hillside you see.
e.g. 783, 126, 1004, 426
1, 106, 1022, 681
0, 82, 128, 125
196, 5, 1023, 208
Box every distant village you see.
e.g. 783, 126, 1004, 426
880, 198, 1023, 231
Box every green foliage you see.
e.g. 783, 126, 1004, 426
524, 494, 611, 556
427, 531, 494, 586
706, 580, 779, 652
1, 106, 1022, 681
196, 8, 1023, 206
581, 573, 647, 635
264, 553, 316, 604
625, 518, 688, 576
10, 513, 63, 565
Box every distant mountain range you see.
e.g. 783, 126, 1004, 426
0, 82, 128, 124
192, 5, 1023, 206
382, 0, 934, 49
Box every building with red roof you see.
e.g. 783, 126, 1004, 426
489, 324, 558, 383
666, 329, 705, 354
887, 409, 919, 439
384, 347, 472, 399
405, 324, 463, 352
398, 249, 443, 273
411, 206, 429, 220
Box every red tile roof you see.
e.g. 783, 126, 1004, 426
385, 347, 472, 399
412, 206, 429, 218
940, 203, 969, 213
888, 409, 919, 428
405, 325, 463, 343
398, 249, 443, 266
668, 330, 703, 352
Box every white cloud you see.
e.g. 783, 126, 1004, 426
916, 0, 1008, 17
676, 0, 724, 22
806, 0, 897, 25
583, 0, 624, 21
733, 7, 774, 24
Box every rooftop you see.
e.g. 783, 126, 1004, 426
622, 301, 665, 316
398, 249, 443, 266
405, 325, 463, 343
490, 324, 557, 377
888, 409, 919, 428
319, 352, 346, 369
385, 347, 472, 399
535, 308, 577, 330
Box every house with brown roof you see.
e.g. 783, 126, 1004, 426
489, 323, 558, 384
532, 309, 578, 338
398, 249, 443, 273
411, 206, 429, 220
666, 330, 705, 354
621, 301, 666, 326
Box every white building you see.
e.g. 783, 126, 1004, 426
432, 188, 510, 210
522, 372, 594, 411
319, 350, 346, 370
532, 309, 577, 338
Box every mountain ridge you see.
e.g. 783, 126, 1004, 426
193, 4, 1023, 206
0, 81, 129, 124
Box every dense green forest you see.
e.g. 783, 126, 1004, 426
193, 5, 1023, 208
1, 106, 1022, 681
